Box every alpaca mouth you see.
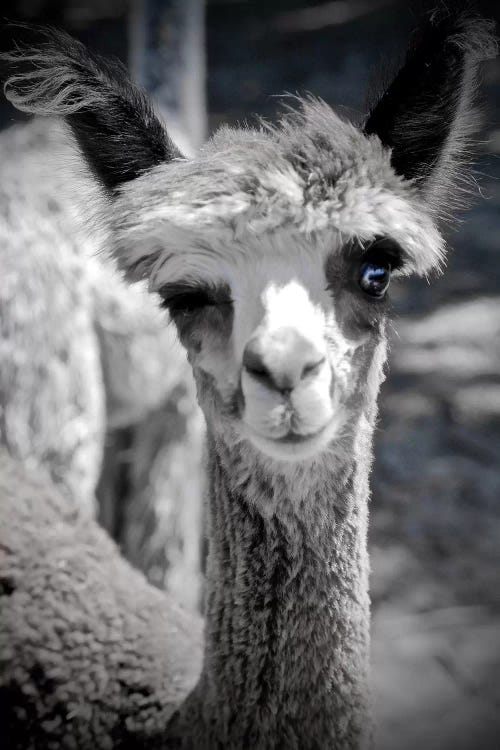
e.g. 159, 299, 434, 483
244, 418, 339, 461
274, 429, 325, 445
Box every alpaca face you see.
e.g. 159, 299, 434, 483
109, 107, 443, 464
155, 227, 396, 462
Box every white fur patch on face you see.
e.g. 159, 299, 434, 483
260, 282, 325, 354
240, 279, 337, 460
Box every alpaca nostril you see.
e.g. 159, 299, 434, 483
301, 357, 326, 380
243, 332, 326, 393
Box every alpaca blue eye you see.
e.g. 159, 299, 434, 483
358, 262, 391, 298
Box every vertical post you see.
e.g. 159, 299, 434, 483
129, 0, 207, 155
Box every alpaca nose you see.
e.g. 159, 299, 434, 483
243, 328, 326, 394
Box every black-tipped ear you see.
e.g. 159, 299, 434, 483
364, 9, 497, 211
1, 27, 183, 191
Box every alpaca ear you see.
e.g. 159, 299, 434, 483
364, 9, 497, 215
1, 27, 183, 191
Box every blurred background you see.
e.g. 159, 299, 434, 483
1, 2, 499, 748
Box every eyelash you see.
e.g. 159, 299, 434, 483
360, 245, 402, 272
159, 285, 232, 315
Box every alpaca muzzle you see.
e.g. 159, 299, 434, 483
242, 326, 326, 396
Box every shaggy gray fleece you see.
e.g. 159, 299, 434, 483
0, 452, 202, 749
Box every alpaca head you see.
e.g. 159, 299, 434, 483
116, 110, 442, 464
3, 11, 496, 466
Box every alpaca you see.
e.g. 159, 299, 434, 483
0, 116, 204, 605
0, 118, 105, 514
1, 8, 496, 749
0, 448, 203, 748
1, 2, 206, 594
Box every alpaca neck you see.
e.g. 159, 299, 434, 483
169, 430, 372, 749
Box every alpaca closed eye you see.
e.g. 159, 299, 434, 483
164, 291, 214, 315
159, 285, 233, 316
